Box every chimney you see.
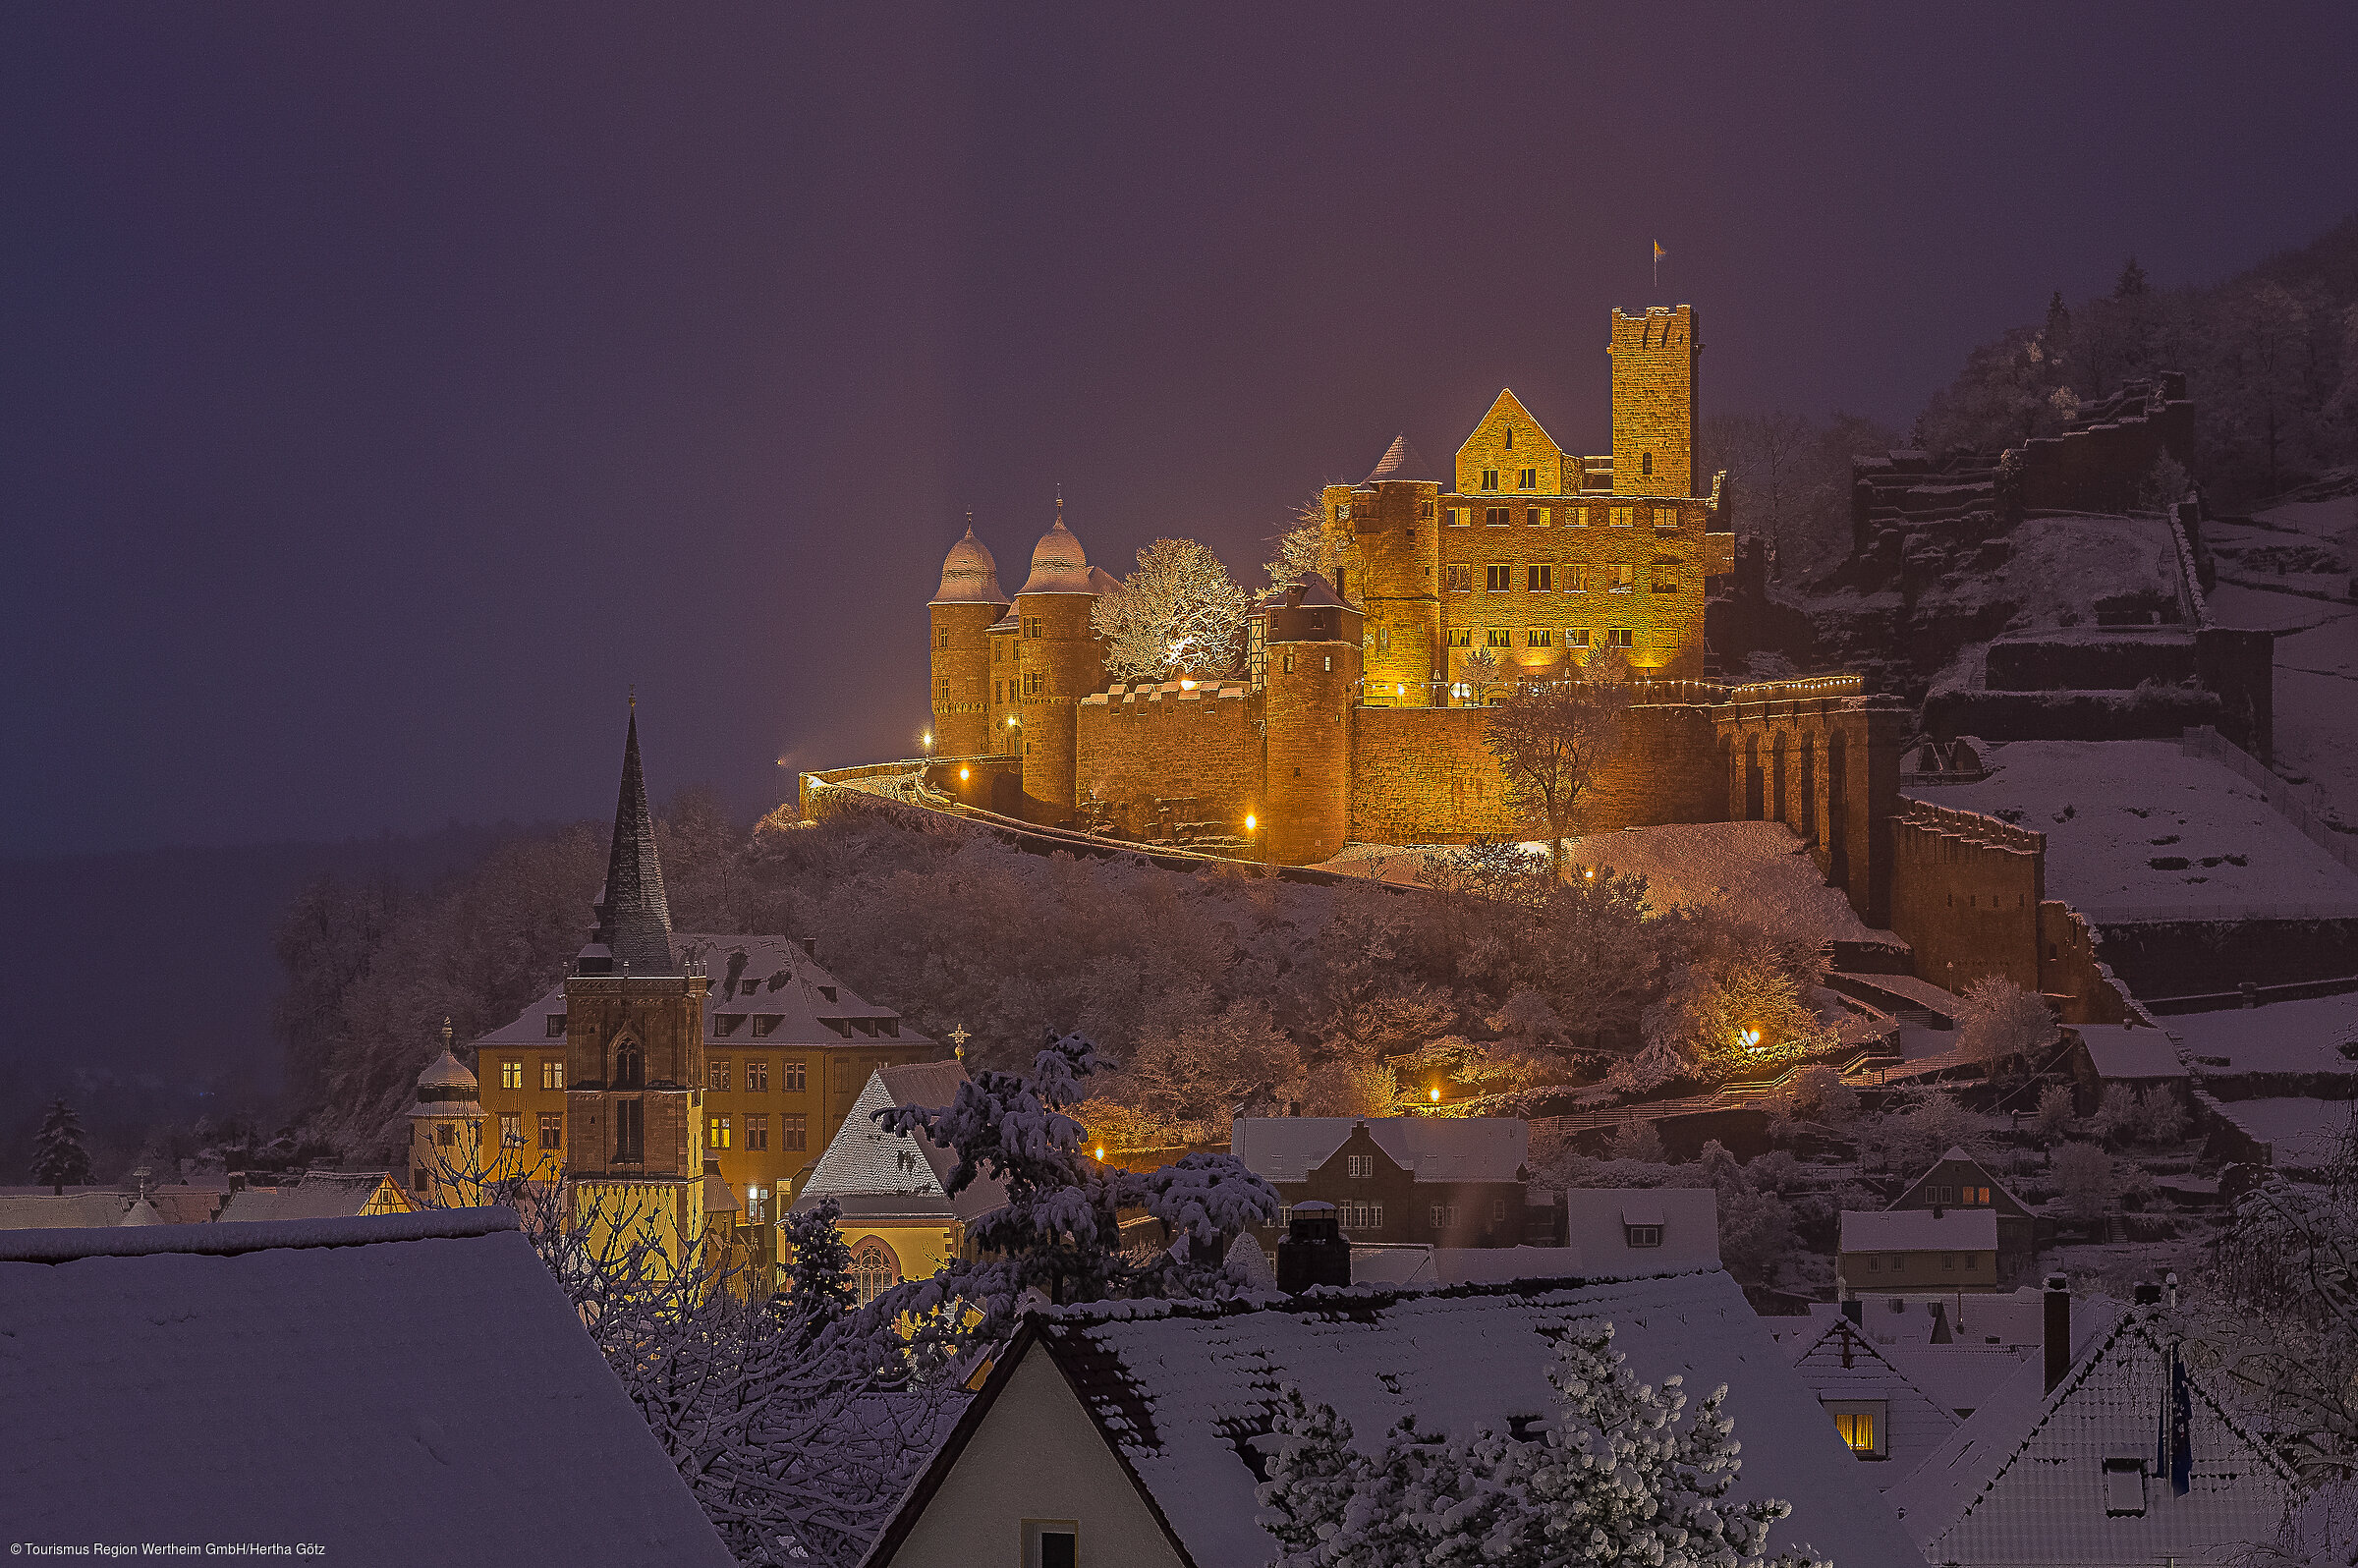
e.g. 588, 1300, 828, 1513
1930, 1301, 1954, 1344
2044, 1273, 2072, 1392
1276, 1202, 1351, 1294
1841, 1298, 1864, 1325
1932, 1202, 1944, 1219
801, 937, 817, 958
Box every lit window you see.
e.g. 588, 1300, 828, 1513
1447, 627, 1473, 647
500, 1060, 523, 1091
1569, 507, 1588, 528
746, 1114, 769, 1150
538, 1112, 563, 1150
541, 1058, 564, 1091
936, 626, 950, 650
1567, 629, 1590, 647
1654, 506, 1679, 531
1834, 1410, 1876, 1453
1609, 506, 1634, 529
1653, 566, 1678, 592
1487, 564, 1511, 591
1614, 564, 1635, 591
851, 1238, 900, 1304
1528, 629, 1551, 647
1487, 628, 1511, 649
708, 1115, 732, 1149
1528, 564, 1553, 592
499, 1112, 523, 1148
1346, 1154, 1373, 1178
1567, 566, 1588, 593
1447, 506, 1470, 527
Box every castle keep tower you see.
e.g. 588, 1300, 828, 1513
1609, 305, 1700, 497
1012, 503, 1104, 825
1262, 576, 1362, 865
565, 705, 710, 1247
928, 524, 1008, 758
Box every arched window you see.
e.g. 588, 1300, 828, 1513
613, 1035, 644, 1090
850, 1237, 901, 1305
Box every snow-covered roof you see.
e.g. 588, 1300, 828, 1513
930, 525, 1009, 607
1016, 513, 1094, 595
1841, 1208, 1999, 1252
0, 1206, 734, 1562
1231, 1117, 1529, 1184
475, 932, 934, 1056
416, 1047, 478, 1093
790, 1061, 1008, 1224
2164, 990, 2358, 1077
0, 1192, 130, 1230
1910, 740, 2358, 923
2207, 1096, 2357, 1174
1360, 432, 1440, 484
1787, 1316, 1961, 1489
877, 1272, 1929, 1568
2071, 1025, 2188, 1081
1561, 1187, 1720, 1270
217, 1171, 404, 1224
1889, 1303, 2295, 1564
118, 1199, 166, 1226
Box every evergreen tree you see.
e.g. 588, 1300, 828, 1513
776, 1196, 857, 1348
31, 1097, 94, 1195
2114, 255, 2150, 298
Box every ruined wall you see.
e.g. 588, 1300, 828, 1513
2038, 902, 2131, 1025
2017, 373, 2194, 514
1348, 702, 1725, 845
1075, 683, 1263, 839
1887, 802, 2046, 993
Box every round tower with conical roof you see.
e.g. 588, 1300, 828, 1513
928, 521, 1008, 759
1261, 575, 1362, 865
1012, 500, 1105, 825
406, 1020, 484, 1207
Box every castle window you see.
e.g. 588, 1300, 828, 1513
1447, 627, 1473, 647
1375, 626, 1391, 652
1567, 629, 1590, 647
1613, 564, 1635, 591
1570, 507, 1588, 527
708, 1115, 733, 1149
545, 1013, 567, 1037
1334, 567, 1347, 597
1486, 564, 1511, 592
1654, 506, 1680, 532
614, 1099, 644, 1162
936, 677, 950, 702
500, 1059, 523, 1090
1447, 506, 1469, 527
783, 1059, 807, 1093
710, 1058, 731, 1092
437, 1123, 455, 1148
783, 1114, 808, 1150
1518, 467, 1537, 490
1568, 566, 1589, 592
1527, 629, 1551, 647
1528, 507, 1546, 527
1641, 453, 1654, 476
1503, 426, 1513, 450
1528, 564, 1553, 592
993, 642, 1003, 662
1282, 650, 1294, 674
1445, 564, 1472, 592
746, 1114, 768, 1150
1323, 654, 1332, 672
1420, 500, 1435, 519
935, 627, 950, 650
745, 1057, 769, 1092
1481, 469, 1499, 491
542, 1058, 565, 1091
613, 1038, 644, 1090
1335, 503, 1350, 522
1346, 1154, 1374, 1178
1023, 616, 1041, 638
1485, 506, 1509, 527
1487, 628, 1512, 649
1609, 507, 1634, 529
1653, 566, 1678, 592
538, 1112, 563, 1149
1607, 628, 1633, 647
499, 1112, 523, 1148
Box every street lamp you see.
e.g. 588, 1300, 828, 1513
1429, 1087, 1441, 1103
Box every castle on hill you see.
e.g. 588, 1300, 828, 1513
918, 305, 1916, 927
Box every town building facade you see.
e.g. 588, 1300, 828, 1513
1230, 1116, 1541, 1249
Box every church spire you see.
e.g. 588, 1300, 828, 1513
591, 700, 676, 975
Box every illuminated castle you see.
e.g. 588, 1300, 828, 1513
917, 306, 1911, 924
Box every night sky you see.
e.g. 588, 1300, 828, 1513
7, 3, 2356, 858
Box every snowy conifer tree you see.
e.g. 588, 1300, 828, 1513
776, 1196, 856, 1348
32, 1097, 93, 1194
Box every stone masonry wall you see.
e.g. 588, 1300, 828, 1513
1076, 684, 1264, 839
1609, 306, 1699, 497
1888, 803, 2046, 993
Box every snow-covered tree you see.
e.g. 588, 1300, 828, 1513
1954, 976, 2053, 1071
1482, 678, 1629, 873
872, 1029, 1281, 1320
2090, 1082, 2140, 1145
776, 1196, 856, 1348
2031, 1082, 2078, 1140
2131, 1085, 2190, 1146
1265, 494, 1342, 593
31, 1097, 93, 1194
2050, 1141, 2122, 1220
1456, 646, 1503, 704
1607, 1118, 1667, 1164
1255, 1318, 1825, 1568
1091, 537, 1252, 683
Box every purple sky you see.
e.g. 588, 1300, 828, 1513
6, 3, 2356, 856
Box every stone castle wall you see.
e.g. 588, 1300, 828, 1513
1887, 802, 2047, 994
1076, 684, 1263, 838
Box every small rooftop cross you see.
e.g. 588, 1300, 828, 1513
947, 1024, 970, 1057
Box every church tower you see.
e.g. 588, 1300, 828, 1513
563, 702, 711, 1257
928, 522, 1008, 758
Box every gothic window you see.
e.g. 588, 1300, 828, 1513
851, 1238, 901, 1304
1503, 425, 1514, 450
614, 1098, 644, 1163
613, 1036, 644, 1090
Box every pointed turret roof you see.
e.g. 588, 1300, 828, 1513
930, 523, 1010, 607
1362, 433, 1439, 484
592, 705, 677, 975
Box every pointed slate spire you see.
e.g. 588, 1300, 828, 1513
592, 698, 677, 975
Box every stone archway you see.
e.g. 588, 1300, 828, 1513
1796, 734, 1819, 845
1770, 730, 1788, 828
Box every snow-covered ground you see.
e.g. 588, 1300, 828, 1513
2206, 1096, 2356, 1173
1916, 739, 2358, 921
2165, 991, 2358, 1076
1324, 821, 1882, 943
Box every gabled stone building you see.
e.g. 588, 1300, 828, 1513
1888, 1145, 2039, 1286
1230, 1117, 1539, 1248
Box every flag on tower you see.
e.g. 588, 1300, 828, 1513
1653, 240, 1665, 287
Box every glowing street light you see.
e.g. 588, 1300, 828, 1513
959, 766, 970, 782
1429, 1087, 1442, 1103
1094, 1146, 1106, 1161
1244, 812, 1256, 831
